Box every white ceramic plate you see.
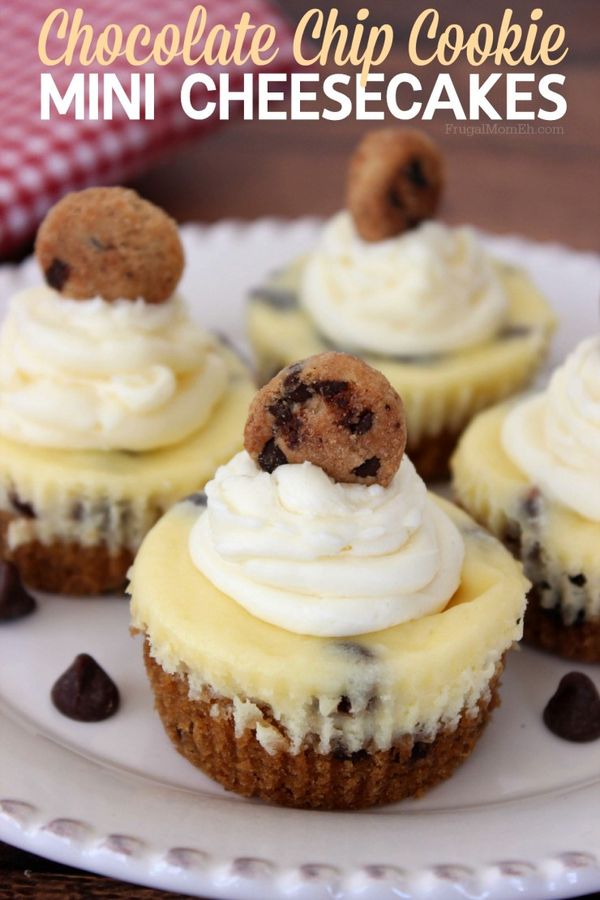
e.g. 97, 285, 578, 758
0, 221, 599, 900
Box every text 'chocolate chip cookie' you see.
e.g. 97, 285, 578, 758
347, 128, 444, 242
244, 352, 406, 486
35, 187, 184, 303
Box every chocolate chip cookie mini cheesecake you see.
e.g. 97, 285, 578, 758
452, 336, 600, 663
130, 353, 529, 810
0, 188, 254, 595
248, 128, 556, 480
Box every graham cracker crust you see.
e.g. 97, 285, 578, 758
0, 510, 132, 595
524, 586, 600, 663
144, 642, 503, 810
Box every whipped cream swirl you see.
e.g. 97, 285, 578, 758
0, 286, 228, 451
300, 212, 507, 357
189, 451, 464, 636
502, 336, 600, 521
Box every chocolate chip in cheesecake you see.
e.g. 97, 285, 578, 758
8, 489, 36, 519
543, 672, 600, 742
0, 561, 36, 622
245, 352, 405, 486
51, 653, 120, 722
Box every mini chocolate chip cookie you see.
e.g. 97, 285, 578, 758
347, 129, 444, 242
35, 187, 184, 303
244, 352, 406, 486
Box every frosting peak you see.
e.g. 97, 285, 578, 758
0, 286, 228, 451
300, 212, 507, 357
502, 336, 600, 521
189, 451, 464, 636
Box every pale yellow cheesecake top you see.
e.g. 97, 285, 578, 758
130, 495, 528, 753
248, 258, 555, 443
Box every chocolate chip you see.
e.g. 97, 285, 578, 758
45, 258, 70, 291
352, 456, 381, 478
268, 398, 302, 448
404, 158, 428, 188
185, 491, 207, 507
523, 487, 542, 518
500, 324, 531, 339
387, 187, 404, 210
249, 286, 299, 310
411, 740, 430, 760
258, 438, 288, 473
268, 398, 294, 426
337, 695, 352, 714
8, 490, 36, 519
51, 654, 119, 722
333, 746, 369, 762
70, 501, 84, 521
287, 382, 313, 403
313, 380, 349, 399
336, 641, 376, 661
543, 672, 600, 742
569, 573, 587, 588
0, 562, 36, 622
344, 409, 373, 435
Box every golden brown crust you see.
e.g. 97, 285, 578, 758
144, 643, 503, 810
347, 129, 444, 242
524, 587, 600, 663
35, 187, 183, 303
244, 352, 406, 486
0, 510, 132, 595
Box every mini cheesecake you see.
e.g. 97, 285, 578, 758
131, 495, 526, 809
249, 256, 554, 480
452, 403, 600, 663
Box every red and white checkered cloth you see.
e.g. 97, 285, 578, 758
0, 0, 295, 257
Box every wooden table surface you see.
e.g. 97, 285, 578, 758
2, 1, 599, 897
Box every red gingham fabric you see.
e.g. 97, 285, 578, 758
0, 0, 295, 257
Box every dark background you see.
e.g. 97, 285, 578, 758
2, 1, 599, 897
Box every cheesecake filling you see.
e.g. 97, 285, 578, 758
130, 498, 527, 753
0, 286, 228, 451
189, 451, 464, 637
502, 336, 600, 522
300, 212, 507, 357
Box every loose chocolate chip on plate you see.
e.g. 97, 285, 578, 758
51, 653, 120, 722
543, 672, 600, 742
0, 561, 36, 622
8, 489, 36, 519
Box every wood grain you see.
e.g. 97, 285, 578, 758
1, 1, 598, 897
